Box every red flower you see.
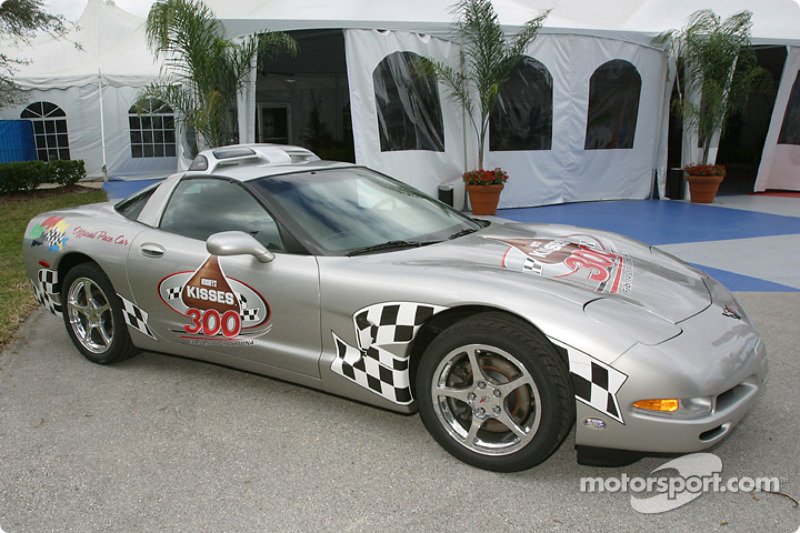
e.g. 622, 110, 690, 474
682, 164, 726, 177
462, 168, 509, 185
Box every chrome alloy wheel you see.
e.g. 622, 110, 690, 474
66, 277, 115, 354
430, 344, 542, 456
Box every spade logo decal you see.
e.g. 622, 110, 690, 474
159, 255, 270, 341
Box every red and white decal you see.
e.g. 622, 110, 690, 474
493, 234, 633, 294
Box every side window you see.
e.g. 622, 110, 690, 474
20, 101, 71, 161
585, 59, 642, 150
160, 179, 285, 251
129, 99, 177, 158
373, 51, 445, 152
490, 56, 553, 151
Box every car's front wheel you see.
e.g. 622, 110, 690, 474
416, 312, 574, 472
61, 262, 139, 365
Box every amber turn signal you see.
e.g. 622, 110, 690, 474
633, 398, 680, 412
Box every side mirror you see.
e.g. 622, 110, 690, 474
206, 231, 275, 263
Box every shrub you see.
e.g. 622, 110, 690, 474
0, 159, 87, 193
49, 160, 87, 186
0, 161, 49, 193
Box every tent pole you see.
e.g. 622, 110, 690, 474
459, 48, 469, 211
98, 70, 108, 181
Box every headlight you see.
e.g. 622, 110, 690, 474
584, 298, 682, 345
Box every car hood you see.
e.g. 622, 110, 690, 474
398, 221, 711, 324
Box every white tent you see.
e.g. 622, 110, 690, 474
206, 0, 800, 206
4, 0, 800, 203
0, 0, 174, 179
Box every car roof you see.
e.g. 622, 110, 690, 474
185, 143, 357, 182
207, 159, 358, 182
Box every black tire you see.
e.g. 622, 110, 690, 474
61, 262, 139, 365
415, 312, 574, 472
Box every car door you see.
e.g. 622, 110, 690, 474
126, 176, 322, 378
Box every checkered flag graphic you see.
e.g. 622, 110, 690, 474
31, 280, 45, 305
38, 269, 59, 294
44, 228, 62, 246
166, 286, 182, 300
522, 257, 543, 275
32, 269, 61, 315
353, 303, 439, 348
332, 333, 412, 404
241, 308, 259, 321
118, 294, 156, 340
569, 350, 627, 423
235, 292, 259, 322
331, 302, 445, 405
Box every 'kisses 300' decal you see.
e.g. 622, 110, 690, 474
158, 255, 271, 344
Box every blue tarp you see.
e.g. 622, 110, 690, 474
0, 120, 36, 163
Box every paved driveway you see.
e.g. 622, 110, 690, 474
0, 292, 798, 533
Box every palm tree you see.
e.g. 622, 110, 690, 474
656, 9, 770, 165
422, 0, 547, 170
140, 0, 297, 155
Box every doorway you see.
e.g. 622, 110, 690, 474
257, 104, 290, 144
257, 30, 354, 162
667, 45, 788, 195
717, 46, 788, 193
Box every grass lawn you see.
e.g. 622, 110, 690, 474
0, 186, 108, 351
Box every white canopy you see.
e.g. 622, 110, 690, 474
208, 0, 800, 44
13, 0, 160, 89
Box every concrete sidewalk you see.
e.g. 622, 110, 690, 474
1, 292, 798, 532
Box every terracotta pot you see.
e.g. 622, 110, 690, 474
465, 184, 504, 215
686, 174, 724, 203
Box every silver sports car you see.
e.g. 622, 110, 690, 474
23, 144, 768, 472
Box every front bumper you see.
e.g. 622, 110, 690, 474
572, 290, 768, 454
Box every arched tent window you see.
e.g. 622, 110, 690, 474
490, 57, 553, 151
778, 70, 800, 145
129, 99, 177, 158
373, 51, 444, 152
585, 60, 641, 150
20, 101, 70, 162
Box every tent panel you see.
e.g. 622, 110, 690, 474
491, 33, 665, 206
756, 47, 800, 192
345, 29, 470, 203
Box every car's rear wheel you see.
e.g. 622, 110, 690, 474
416, 312, 574, 472
61, 262, 139, 364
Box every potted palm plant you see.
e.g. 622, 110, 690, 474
420, 0, 547, 215
655, 9, 769, 203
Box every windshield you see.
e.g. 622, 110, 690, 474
251, 167, 481, 255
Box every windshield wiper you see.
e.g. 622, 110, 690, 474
448, 227, 478, 240
347, 240, 431, 257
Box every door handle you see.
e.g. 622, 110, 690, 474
140, 243, 165, 258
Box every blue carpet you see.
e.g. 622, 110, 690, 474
498, 200, 800, 245
689, 264, 799, 292
103, 178, 163, 200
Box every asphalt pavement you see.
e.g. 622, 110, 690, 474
0, 291, 798, 533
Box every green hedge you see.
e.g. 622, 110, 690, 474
0, 160, 87, 194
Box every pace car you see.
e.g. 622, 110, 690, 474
23, 144, 767, 472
